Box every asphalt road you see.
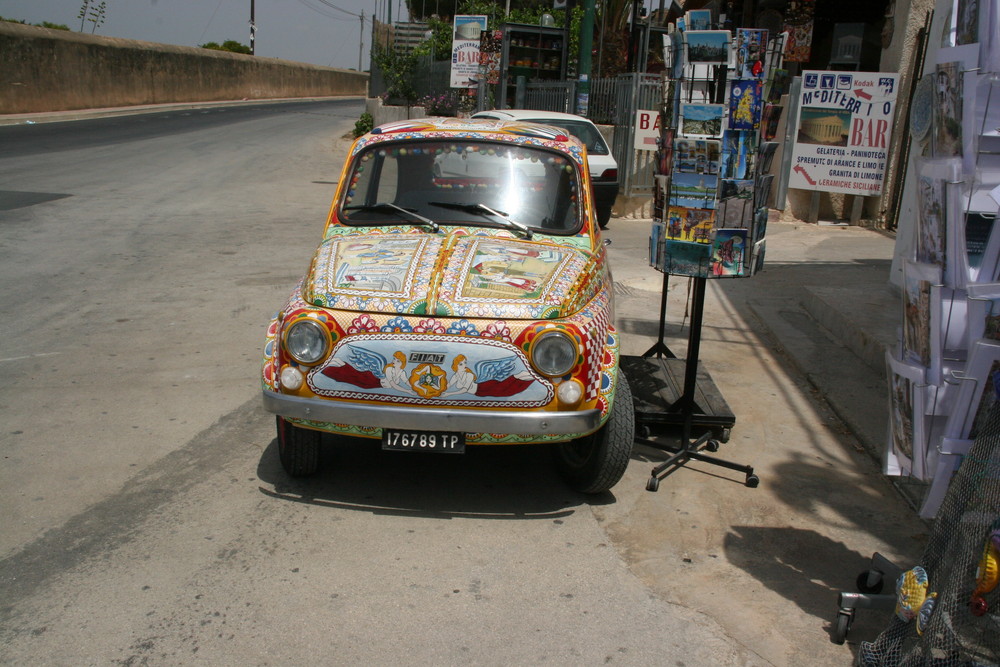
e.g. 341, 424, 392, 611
0, 100, 778, 665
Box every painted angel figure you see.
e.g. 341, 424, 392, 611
441, 354, 534, 398
321, 345, 414, 394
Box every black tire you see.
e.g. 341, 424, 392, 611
554, 374, 635, 493
832, 610, 853, 644
856, 571, 884, 595
276, 416, 321, 477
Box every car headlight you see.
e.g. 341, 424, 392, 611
531, 331, 578, 377
283, 319, 330, 365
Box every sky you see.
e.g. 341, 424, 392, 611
0, 0, 413, 71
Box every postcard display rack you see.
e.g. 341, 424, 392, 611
624, 19, 783, 492
885, 8, 1000, 520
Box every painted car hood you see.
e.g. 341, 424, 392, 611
302, 232, 600, 320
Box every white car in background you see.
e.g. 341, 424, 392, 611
471, 109, 619, 228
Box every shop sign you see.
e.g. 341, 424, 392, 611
788, 71, 899, 196
634, 109, 661, 151
450, 15, 488, 88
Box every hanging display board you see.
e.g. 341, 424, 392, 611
787, 71, 900, 196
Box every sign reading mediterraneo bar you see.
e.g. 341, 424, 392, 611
788, 71, 899, 196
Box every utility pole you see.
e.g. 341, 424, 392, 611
249, 0, 256, 55
576, 0, 595, 115
359, 11, 364, 72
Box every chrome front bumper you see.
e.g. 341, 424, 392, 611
262, 389, 601, 435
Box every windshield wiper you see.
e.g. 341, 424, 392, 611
342, 202, 440, 232
427, 201, 533, 239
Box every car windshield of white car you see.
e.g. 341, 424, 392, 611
535, 120, 609, 155
340, 140, 582, 234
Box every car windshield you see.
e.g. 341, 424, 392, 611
530, 119, 610, 155
340, 140, 582, 234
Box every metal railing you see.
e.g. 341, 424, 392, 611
513, 77, 577, 113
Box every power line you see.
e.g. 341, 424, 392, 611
293, 0, 355, 21
197, 0, 227, 44
310, 0, 361, 18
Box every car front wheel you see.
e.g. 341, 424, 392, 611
554, 374, 635, 493
276, 416, 321, 477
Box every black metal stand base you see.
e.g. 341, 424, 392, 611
624, 274, 759, 491
637, 432, 759, 491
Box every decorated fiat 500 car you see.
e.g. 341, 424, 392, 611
261, 117, 634, 493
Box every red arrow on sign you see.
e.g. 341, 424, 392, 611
794, 164, 817, 185
854, 89, 872, 100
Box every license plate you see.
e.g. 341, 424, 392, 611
381, 429, 465, 453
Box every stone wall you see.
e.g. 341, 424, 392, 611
0, 22, 367, 114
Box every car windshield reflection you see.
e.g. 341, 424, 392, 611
340, 140, 582, 234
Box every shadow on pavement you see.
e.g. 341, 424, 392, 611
723, 524, 895, 649
256, 435, 620, 520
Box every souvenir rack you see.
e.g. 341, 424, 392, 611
623, 20, 784, 491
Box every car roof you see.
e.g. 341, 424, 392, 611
472, 109, 599, 125
362, 116, 587, 155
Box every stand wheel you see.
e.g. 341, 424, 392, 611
705, 439, 720, 452
637, 425, 651, 438
718, 428, 731, 443
832, 609, 854, 644
856, 570, 884, 595
745, 474, 760, 488
646, 476, 660, 492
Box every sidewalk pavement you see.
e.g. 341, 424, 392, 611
0, 96, 361, 126
602, 215, 929, 666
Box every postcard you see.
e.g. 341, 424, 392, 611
684, 30, 730, 65
649, 220, 666, 271
913, 158, 958, 273
886, 351, 927, 478
685, 9, 712, 31
720, 178, 753, 201
735, 28, 768, 79
710, 229, 748, 276
669, 172, 719, 209
673, 138, 721, 174
902, 260, 942, 368
720, 130, 757, 179
750, 238, 766, 275
933, 61, 963, 158
665, 206, 715, 243
680, 103, 726, 138
663, 240, 711, 278
766, 68, 791, 103
728, 79, 763, 131
717, 196, 752, 228
761, 105, 783, 142
751, 205, 769, 244
757, 141, 779, 174
755, 174, 774, 209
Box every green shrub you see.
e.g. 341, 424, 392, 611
353, 112, 374, 138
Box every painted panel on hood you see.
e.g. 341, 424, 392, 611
305, 234, 444, 312
437, 237, 586, 319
